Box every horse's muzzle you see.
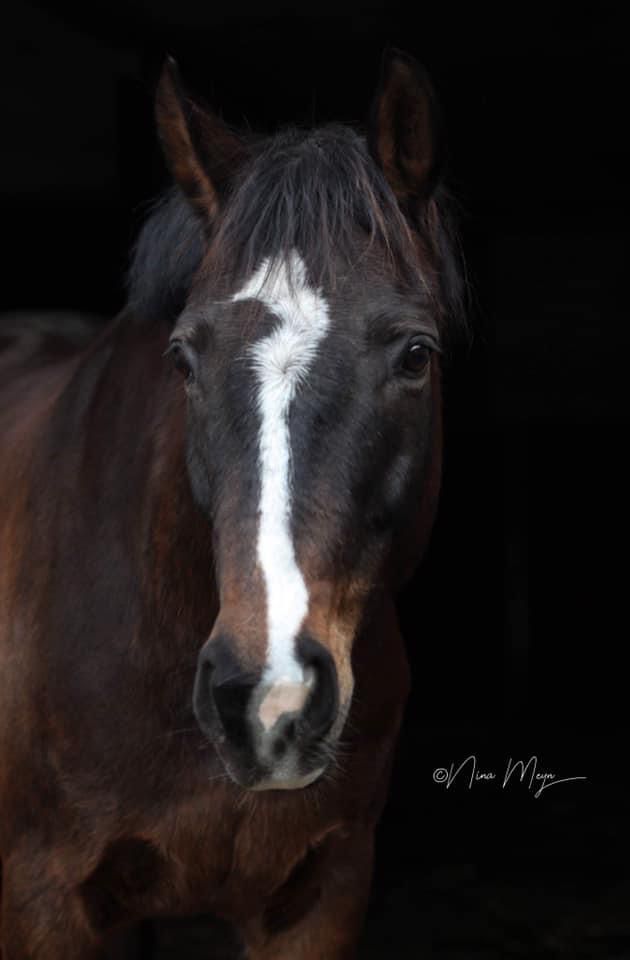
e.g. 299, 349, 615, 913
193, 633, 339, 789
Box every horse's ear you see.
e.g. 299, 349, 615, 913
155, 57, 247, 223
368, 49, 442, 219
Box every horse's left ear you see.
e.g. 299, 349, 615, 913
155, 57, 248, 224
368, 49, 442, 220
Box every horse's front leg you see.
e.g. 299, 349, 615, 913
1, 845, 105, 960
243, 826, 374, 960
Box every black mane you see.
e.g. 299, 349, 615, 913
127, 187, 205, 327
127, 124, 466, 337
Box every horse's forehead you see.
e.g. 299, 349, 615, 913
225, 248, 419, 333
230, 250, 330, 333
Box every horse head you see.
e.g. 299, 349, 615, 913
153, 51, 461, 790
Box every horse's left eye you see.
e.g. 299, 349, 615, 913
167, 340, 195, 381
401, 340, 431, 377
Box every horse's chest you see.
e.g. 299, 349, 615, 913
158, 788, 341, 921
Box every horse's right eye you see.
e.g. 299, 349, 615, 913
400, 339, 432, 378
167, 341, 195, 381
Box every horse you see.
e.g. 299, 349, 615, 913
0, 49, 463, 959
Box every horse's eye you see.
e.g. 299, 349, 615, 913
167, 341, 195, 381
401, 340, 431, 377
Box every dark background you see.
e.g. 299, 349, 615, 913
2, 2, 628, 957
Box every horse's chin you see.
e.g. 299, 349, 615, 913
249, 767, 326, 792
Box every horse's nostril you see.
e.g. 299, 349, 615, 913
194, 635, 258, 749
297, 635, 339, 744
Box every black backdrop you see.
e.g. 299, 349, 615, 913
2, 3, 628, 957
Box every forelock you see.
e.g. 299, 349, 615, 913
212, 125, 419, 292
126, 124, 467, 343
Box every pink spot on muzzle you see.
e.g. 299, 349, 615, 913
258, 682, 311, 731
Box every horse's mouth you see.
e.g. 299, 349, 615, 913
212, 737, 329, 792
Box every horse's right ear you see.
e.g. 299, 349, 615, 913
368, 49, 442, 221
155, 58, 247, 224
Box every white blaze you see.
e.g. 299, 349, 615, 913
232, 251, 330, 689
